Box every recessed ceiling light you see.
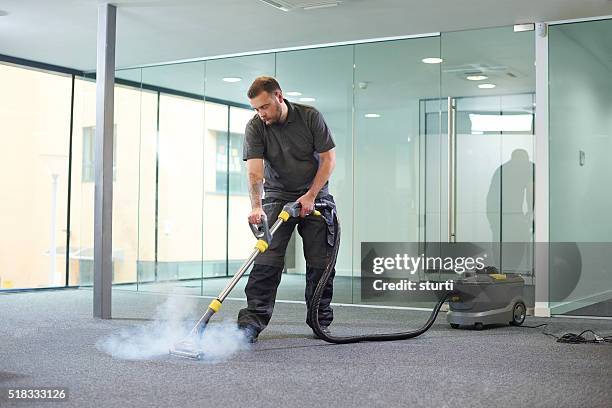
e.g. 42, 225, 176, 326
222, 77, 242, 83
302, 2, 340, 10
470, 114, 533, 132
478, 83, 496, 89
466, 75, 488, 81
0, 10, 8, 16
286, 91, 302, 96
299, 97, 316, 102
422, 57, 443, 64
258, 0, 289, 12
364, 113, 381, 118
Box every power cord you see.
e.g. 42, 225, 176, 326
521, 323, 548, 328
520, 323, 612, 344
543, 329, 612, 344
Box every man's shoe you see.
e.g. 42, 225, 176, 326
239, 325, 259, 344
312, 325, 331, 340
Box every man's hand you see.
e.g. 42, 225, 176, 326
296, 192, 315, 218
248, 207, 266, 225
300, 149, 335, 215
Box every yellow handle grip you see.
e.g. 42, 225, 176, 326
255, 239, 269, 253
208, 299, 222, 313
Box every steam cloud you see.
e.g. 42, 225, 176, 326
97, 290, 250, 362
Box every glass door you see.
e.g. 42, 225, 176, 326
420, 26, 536, 289
353, 35, 442, 307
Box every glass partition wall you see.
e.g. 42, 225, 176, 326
4, 20, 611, 318
353, 26, 535, 308
549, 19, 612, 317
78, 25, 535, 311
0, 64, 72, 290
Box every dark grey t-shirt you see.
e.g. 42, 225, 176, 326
243, 99, 336, 201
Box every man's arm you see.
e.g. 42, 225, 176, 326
296, 148, 336, 217
247, 158, 265, 224
308, 149, 336, 198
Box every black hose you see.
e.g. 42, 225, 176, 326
309, 209, 450, 344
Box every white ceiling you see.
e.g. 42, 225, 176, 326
1, 0, 612, 71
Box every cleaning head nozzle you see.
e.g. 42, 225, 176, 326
169, 340, 205, 360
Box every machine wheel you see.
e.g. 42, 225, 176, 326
510, 301, 526, 326
474, 322, 484, 330
450, 323, 460, 329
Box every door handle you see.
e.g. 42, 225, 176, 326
447, 97, 457, 243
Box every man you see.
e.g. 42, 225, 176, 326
237, 76, 337, 343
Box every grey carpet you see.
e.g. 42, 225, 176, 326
0, 289, 611, 408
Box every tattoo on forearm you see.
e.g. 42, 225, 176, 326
249, 180, 263, 209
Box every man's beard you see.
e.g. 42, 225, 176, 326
264, 103, 282, 125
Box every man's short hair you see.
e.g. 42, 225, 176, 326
247, 76, 282, 99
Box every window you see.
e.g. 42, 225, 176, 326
215, 131, 248, 194
0, 62, 71, 289
82, 125, 117, 182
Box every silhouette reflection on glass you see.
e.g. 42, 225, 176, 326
486, 148, 534, 274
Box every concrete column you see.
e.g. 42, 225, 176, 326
93, 3, 116, 319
